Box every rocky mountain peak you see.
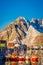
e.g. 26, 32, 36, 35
0, 17, 43, 46
0, 17, 30, 43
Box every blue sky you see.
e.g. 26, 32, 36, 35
0, 0, 43, 30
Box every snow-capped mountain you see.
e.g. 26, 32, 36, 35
0, 17, 43, 46
0, 17, 30, 42
23, 18, 43, 46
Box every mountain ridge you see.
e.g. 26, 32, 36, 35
0, 16, 30, 42
0, 16, 43, 46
